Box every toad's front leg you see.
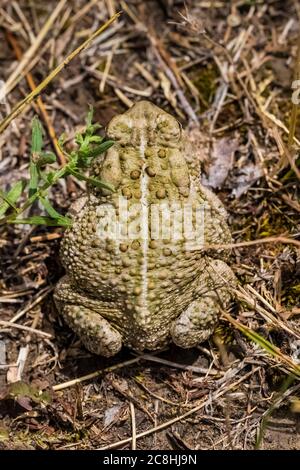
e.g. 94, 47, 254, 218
170, 259, 236, 348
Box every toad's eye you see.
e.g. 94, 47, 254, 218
107, 119, 132, 142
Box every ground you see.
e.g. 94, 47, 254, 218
0, 0, 300, 450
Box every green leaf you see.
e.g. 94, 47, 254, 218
80, 140, 114, 160
36, 152, 56, 167
45, 171, 56, 184
68, 168, 114, 192
0, 181, 25, 216
77, 140, 114, 168
75, 133, 84, 146
29, 117, 45, 197
85, 106, 101, 135
11, 215, 72, 227
58, 133, 66, 148
0, 111, 115, 228
89, 135, 103, 143
31, 116, 43, 154
86, 105, 94, 128
39, 196, 64, 219
28, 161, 39, 197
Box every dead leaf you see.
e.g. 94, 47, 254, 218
231, 162, 263, 198
278, 307, 300, 321
103, 404, 122, 427
0, 381, 52, 412
202, 137, 238, 189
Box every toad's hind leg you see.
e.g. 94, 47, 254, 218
170, 260, 236, 348
60, 304, 122, 357
54, 276, 122, 357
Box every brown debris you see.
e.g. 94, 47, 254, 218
0, 0, 300, 451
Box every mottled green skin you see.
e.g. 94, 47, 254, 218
54, 101, 236, 357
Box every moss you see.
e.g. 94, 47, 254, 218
282, 286, 300, 309
190, 63, 219, 111
96, 60, 107, 73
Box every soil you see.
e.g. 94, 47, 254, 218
0, 0, 300, 450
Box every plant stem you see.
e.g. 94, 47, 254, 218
0, 12, 121, 135
0, 167, 67, 226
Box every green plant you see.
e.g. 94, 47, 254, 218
0, 107, 114, 227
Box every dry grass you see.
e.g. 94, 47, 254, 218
0, 0, 299, 450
